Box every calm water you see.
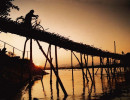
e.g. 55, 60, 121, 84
15, 68, 130, 100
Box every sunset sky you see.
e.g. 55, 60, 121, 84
0, 0, 130, 67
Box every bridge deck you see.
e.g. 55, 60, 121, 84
0, 17, 122, 59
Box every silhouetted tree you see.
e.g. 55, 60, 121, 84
0, 0, 19, 17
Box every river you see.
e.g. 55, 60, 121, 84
15, 68, 130, 100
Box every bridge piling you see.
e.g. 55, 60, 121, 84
110, 58, 113, 75
22, 39, 28, 59
84, 54, 89, 82
80, 53, 85, 95
92, 56, 95, 83
21, 39, 28, 81
49, 44, 53, 99
4, 42, 6, 48
71, 51, 74, 95
100, 56, 102, 79
12, 47, 14, 57
107, 57, 110, 76
92, 56, 96, 92
36, 40, 68, 96
72, 52, 88, 81
85, 54, 88, 79
29, 38, 33, 80
84, 54, 92, 82
55, 46, 59, 97
49, 45, 52, 84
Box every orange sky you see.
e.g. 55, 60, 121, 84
0, 0, 130, 67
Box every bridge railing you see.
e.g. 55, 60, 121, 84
0, 40, 29, 59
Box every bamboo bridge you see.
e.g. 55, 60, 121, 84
0, 16, 129, 97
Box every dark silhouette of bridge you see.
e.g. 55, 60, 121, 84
0, 16, 129, 98
0, 17, 122, 59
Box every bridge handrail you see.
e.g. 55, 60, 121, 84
0, 40, 23, 52
0, 39, 29, 58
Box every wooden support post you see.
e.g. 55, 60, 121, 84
55, 46, 59, 97
44, 44, 51, 70
110, 58, 113, 75
92, 55, 96, 92
71, 51, 74, 95
22, 39, 28, 59
113, 59, 116, 77
29, 39, 32, 80
13, 47, 14, 57
4, 42, 6, 48
49, 45, 53, 99
107, 57, 110, 76
84, 54, 90, 82
27, 51, 28, 59
21, 39, 28, 81
28, 38, 32, 100
95, 68, 99, 75
30, 39, 32, 62
100, 56, 103, 78
36, 40, 68, 96
86, 54, 88, 78
72, 52, 88, 81
29, 81, 32, 100
92, 56, 95, 82
80, 53, 85, 95
50, 45, 52, 84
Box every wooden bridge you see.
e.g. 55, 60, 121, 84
0, 16, 129, 97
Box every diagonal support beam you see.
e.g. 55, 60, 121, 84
36, 40, 68, 96
22, 38, 29, 59
72, 52, 88, 81
84, 54, 93, 82
44, 44, 51, 70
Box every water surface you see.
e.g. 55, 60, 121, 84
15, 68, 130, 100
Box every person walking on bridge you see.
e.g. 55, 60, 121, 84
24, 10, 38, 29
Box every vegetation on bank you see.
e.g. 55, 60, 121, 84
0, 48, 47, 99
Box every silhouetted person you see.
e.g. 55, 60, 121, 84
24, 10, 38, 29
